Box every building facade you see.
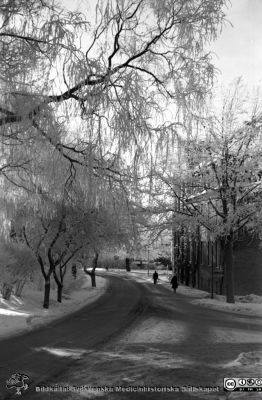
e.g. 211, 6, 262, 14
172, 214, 262, 296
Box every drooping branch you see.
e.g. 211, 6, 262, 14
0, 0, 226, 129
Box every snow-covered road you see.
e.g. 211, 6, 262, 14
20, 271, 262, 400
0, 274, 144, 399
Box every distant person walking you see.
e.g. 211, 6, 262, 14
72, 264, 77, 279
153, 270, 158, 284
170, 274, 178, 293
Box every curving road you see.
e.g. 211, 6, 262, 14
0, 273, 261, 399
0, 274, 144, 399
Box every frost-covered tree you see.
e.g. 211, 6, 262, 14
11, 202, 73, 308
81, 199, 134, 286
0, 0, 231, 303
0, 0, 228, 185
8, 171, 136, 306
142, 85, 262, 302
185, 121, 262, 302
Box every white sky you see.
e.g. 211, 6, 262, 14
210, 0, 262, 91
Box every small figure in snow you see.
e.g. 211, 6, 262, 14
72, 264, 77, 279
170, 274, 178, 293
153, 270, 158, 284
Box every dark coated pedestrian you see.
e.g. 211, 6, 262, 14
153, 270, 158, 284
170, 274, 178, 293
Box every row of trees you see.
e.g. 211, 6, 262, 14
2, 0, 256, 306
2, 175, 134, 308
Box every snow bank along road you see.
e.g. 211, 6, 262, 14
1, 273, 262, 399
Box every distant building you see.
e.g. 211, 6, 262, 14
172, 178, 262, 296
172, 227, 262, 296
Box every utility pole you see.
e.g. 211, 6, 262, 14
211, 242, 214, 299
147, 246, 150, 276
171, 213, 175, 274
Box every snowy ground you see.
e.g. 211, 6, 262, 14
0, 270, 106, 340
1, 269, 261, 399
113, 269, 262, 317
44, 269, 262, 400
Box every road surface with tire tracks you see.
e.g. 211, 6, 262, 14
0, 273, 261, 399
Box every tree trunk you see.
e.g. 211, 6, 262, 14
91, 271, 96, 287
196, 231, 201, 289
125, 257, 131, 272
84, 269, 96, 287
37, 255, 52, 309
91, 252, 99, 287
224, 236, 235, 303
57, 283, 63, 303
43, 279, 51, 309
53, 267, 65, 303
83, 252, 98, 287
